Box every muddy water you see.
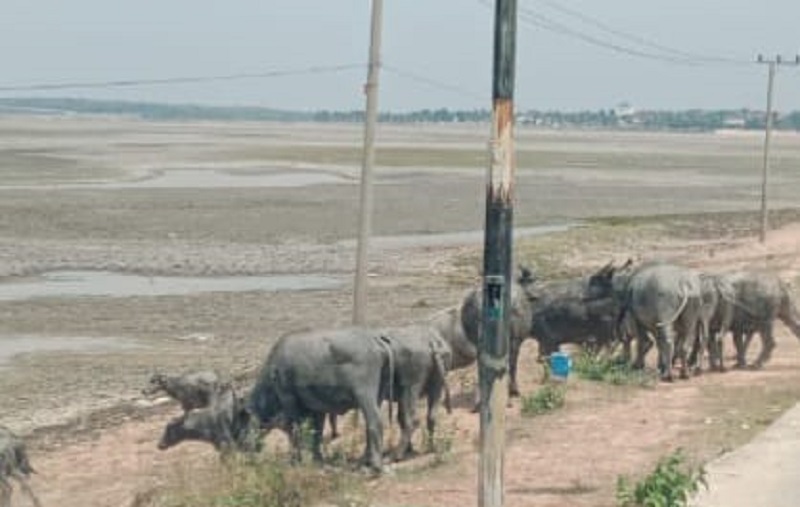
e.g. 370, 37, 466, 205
339, 223, 579, 249
0, 335, 141, 368
0, 271, 345, 301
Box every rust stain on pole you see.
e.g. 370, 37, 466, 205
489, 98, 516, 203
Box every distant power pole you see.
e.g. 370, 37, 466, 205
756, 54, 800, 244
352, 0, 384, 325
479, 1, 517, 506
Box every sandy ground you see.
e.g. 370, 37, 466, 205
13, 223, 800, 507
0, 116, 799, 506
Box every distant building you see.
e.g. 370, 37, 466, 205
722, 116, 746, 129
614, 102, 636, 120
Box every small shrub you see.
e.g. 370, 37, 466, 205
158, 454, 364, 507
573, 351, 657, 388
616, 449, 708, 507
521, 384, 566, 417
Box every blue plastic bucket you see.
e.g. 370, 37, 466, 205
549, 351, 572, 380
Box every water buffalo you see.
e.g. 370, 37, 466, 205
688, 273, 735, 372
0, 425, 42, 507
157, 386, 261, 456
427, 305, 476, 371
459, 266, 536, 401
588, 260, 702, 381
726, 270, 800, 369
245, 326, 395, 473
377, 324, 453, 460
521, 260, 638, 361
143, 370, 228, 413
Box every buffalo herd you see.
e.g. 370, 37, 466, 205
149, 258, 800, 474
3, 259, 798, 504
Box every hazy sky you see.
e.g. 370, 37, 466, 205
1, 0, 799, 111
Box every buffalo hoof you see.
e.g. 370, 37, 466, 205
358, 465, 385, 478
732, 362, 747, 370
747, 363, 765, 371
393, 448, 418, 462
471, 403, 481, 414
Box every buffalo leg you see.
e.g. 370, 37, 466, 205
732, 329, 748, 368
508, 338, 522, 397
753, 323, 776, 369
358, 398, 385, 473
395, 388, 419, 461
328, 413, 339, 440
632, 321, 652, 370
310, 412, 326, 463
288, 422, 303, 465
715, 333, 727, 372
656, 325, 675, 382
12, 474, 41, 507
471, 371, 482, 413
425, 376, 446, 450
0, 478, 11, 507
680, 319, 698, 379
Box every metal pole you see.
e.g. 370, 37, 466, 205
352, 0, 384, 325
479, 1, 517, 506
759, 60, 776, 244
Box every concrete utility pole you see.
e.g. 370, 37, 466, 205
756, 54, 800, 244
352, 0, 384, 325
479, 1, 517, 506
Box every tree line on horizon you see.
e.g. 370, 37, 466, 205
1, 97, 798, 132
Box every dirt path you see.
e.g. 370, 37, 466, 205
13, 222, 799, 507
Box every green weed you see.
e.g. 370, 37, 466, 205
520, 384, 566, 417
573, 351, 657, 388
616, 449, 708, 507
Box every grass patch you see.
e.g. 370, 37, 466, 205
573, 351, 657, 388
451, 206, 800, 286
616, 448, 707, 507
155, 454, 367, 507
223, 144, 799, 174
521, 383, 567, 417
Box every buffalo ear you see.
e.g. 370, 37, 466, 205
591, 261, 613, 280
517, 264, 536, 286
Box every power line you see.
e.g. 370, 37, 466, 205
529, 0, 749, 66
383, 64, 486, 102
0, 63, 363, 93
478, 0, 747, 67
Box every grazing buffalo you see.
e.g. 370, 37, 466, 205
689, 273, 735, 372
245, 326, 396, 473
157, 386, 261, 456
588, 260, 703, 381
143, 370, 227, 413
726, 271, 800, 369
459, 266, 536, 403
0, 425, 42, 507
377, 324, 453, 460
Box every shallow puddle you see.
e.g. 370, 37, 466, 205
0, 270, 344, 301
0, 168, 352, 190
111, 168, 352, 189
